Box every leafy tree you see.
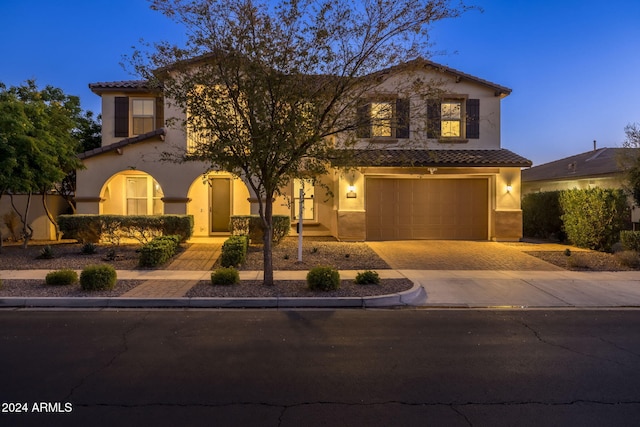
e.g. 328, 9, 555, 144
132, 0, 471, 284
0, 81, 85, 248
620, 123, 640, 206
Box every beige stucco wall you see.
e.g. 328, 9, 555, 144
0, 194, 68, 241
521, 175, 625, 196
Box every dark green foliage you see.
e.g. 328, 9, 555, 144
229, 215, 290, 244
45, 269, 78, 286
58, 214, 193, 244
559, 188, 629, 251
354, 270, 380, 285
220, 235, 249, 267
80, 242, 98, 254
139, 235, 181, 267
522, 191, 564, 240
620, 230, 640, 251
211, 267, 240, 285
36, 245, 55, 259
80, 264, 117, 291
307, 266, 340, 291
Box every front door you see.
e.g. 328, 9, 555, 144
210, 178, 231, 233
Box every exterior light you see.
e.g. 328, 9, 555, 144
347, 185, 357, 198
506, 184, 513, 193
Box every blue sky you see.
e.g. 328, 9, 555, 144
1, 0, 639, 165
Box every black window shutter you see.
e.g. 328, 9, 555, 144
466, 99, 480, 139
155, 97, 164, 130
356, 103, 371, 138
427, 99, 441, 139
395, 98, 410, 139
114, 96, 129, 137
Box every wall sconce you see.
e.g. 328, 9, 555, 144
347, 185, 357, 198
506, 184, 513, 193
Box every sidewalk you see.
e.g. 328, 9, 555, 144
1, 268, 640, 309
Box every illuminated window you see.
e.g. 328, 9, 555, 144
371, 102, 393, 137
357, 99, 410, 139
441, 100, 462, 137
126, 176, 164, 215
132, 99, 155, 135
293, 179, 314, 221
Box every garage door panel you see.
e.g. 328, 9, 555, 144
366, 178, 488, 240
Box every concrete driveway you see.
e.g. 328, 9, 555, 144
366, 240, 563, 270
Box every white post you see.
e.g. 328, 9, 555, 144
298, 187, 304, 262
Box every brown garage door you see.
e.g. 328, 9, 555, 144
366, 178, 488, 240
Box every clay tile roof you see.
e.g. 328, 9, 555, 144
89, 80, 161, 94
335, 149, 532, 168
78, 128, 166, 160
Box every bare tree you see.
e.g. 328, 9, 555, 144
132, 0, 472, 284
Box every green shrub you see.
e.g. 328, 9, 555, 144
80, 242, 98, 255
307, 266, 340, 291
230, 215, 290, 244
45, 269, 79, 286
80, 264, 117, 291
220, 235, 249, 267
620, 231, 640, 252
36, 245, 55, 260
139, 235, 180, 267
522, 191, 564, 240
559, 188, 629, 251
355, 270, 380, 285
615, 250, 640, 268
211, 267, 240, 285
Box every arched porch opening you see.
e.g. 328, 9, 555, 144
100, 170, 165, 215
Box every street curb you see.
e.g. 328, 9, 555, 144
0, 282, 425, 309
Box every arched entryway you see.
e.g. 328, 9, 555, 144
100, 170, 165, 215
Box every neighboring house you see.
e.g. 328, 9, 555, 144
75, 59, 531, 241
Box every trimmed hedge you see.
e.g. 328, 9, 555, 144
620, 230, 640, 251
559, 188, 629, 251
211, 267, 240, 285
58, 214, 193, 244
45, 269, 79, 286
80, 264, 117, 291
230, 215, 290, 244
139, 235, 181, 267
522, 191, 564, 240
355, 270, 380, 285
220, 235, 249, 267
307, 266, 340, 291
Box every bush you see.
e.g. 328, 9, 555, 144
211, 267, 240, 285
58, 214, 193, 244
355, 270, 380, 285
559, 188, 629, 251
45, 269, 79, 286
620, 231, 640, 252
80, 242, 98, 255
615, 251, 640, 268
220, 235, 249, 267
230, 215, 290, 244
307, 266, 340, 291
139, 235, 180, 267
80, 264, 117, 291
36, 245, 55, 260
522, 191, 564, 240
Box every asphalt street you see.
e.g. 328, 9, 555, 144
1, 309, 639, 426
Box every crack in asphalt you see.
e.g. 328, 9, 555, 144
63, 312, 151, 402
599, 337, 640, 358
517, 320, 625, 366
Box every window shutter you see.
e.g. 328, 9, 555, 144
155, 97, 164, 130
114, 96, 129, 137
466, 99, 480, 139
395, 98, 410, 139
427, 99, 441, 139
356, 103, 371, 138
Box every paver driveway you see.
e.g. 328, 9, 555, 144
366, 240, 563, 270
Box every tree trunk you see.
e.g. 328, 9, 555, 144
262, 195, 275, 286
10, 192, 34, 249
42, 191, 61, 240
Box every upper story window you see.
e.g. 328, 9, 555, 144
428, 98, 479, 141
114, 96, 163, 138
357, 98, 410, 140
132, 99, 155, 135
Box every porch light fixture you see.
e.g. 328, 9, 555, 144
506, 184, 513, 193
347, 185, 357, 198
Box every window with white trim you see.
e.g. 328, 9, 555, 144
132, 99, 155, 135
126, 176, 164, 215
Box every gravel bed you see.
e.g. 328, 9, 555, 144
238, 237, 390, 271
525, 251, 635, 271
0, 280, 144, 297
186, 279, 413, 298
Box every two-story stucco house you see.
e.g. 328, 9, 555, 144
75, 59, 531, 241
